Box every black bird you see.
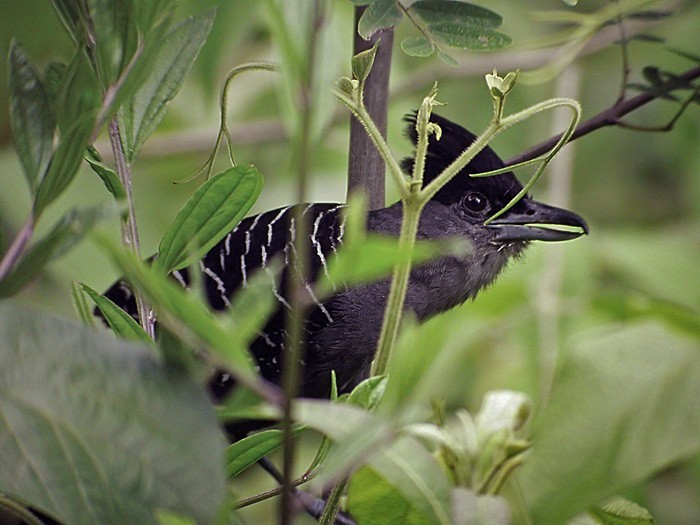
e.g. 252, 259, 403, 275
102, 113, 588, 402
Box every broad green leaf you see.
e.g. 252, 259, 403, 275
348, 467, 434, 525
81, 283, 152, 344
0, 302, 226, 524
358, 0, 403, 40
154, 165, 263, 274
316, 233, 469, 298
370, 436, 452, 525
0, 208, 103, 298
411, 1, 503, 28
428, 22, 512, 51
520, 322, 700, 524
119, 9, 215, 161
401, 36, 435, 57
8, 40, 55, 193
94, 235, 263, 390
33, 116, 94, 217
84, 149, 127, 201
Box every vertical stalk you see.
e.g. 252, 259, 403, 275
108, 117, 154, 339
347, 6, 394, 210
281, 2, 323, 523
536, 66, 580, 403
371, 197, 422, 375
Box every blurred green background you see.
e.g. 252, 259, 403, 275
1, 1, 698, 523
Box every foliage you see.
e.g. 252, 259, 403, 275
0, 0, 699, 524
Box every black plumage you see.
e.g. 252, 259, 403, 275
102, 113, 588, 402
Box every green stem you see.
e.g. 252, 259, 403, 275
334, 90, 409, 199
319, 478, 349, 525
371, 196, 422, 375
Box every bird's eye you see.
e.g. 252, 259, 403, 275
461, 192, 490, 215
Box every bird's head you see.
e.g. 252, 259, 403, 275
402, 112, 588, 257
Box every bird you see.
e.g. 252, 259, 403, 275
102, 112, 588, 405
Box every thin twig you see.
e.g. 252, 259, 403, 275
0, 214, 34, 282
108, 117, 155, 339
507, 64, 700, 165
347, 6, 393, 210
281, 2, 324, 523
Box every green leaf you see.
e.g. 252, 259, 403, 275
8, 40, 55, 193
33, 116, 94, 217
81, 283, 152, 344
43, 61, 67, 110
119, 9, 215, 161
84, 148, 127, 201
0, 302, 226, 524
94, 235, 262, 389
352, 41, 379, 84
348, 467, 434, 525
588, 497, 655, 524
520, 322, 700, 524
154, 165, 263, 274
428, 22, 512, 51
50, 0, 84, 45
55, 48, 100, 136
0, 208, 103, 298
346, 375, 389, 411
401, 36, 435, 57
411, 1, 503, 28
87, 0, 132, 86
71, 281, 97, 328
226, 429, 300, 478
358, 0, 403, 40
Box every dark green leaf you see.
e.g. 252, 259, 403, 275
50, 0, 84, 45
87, 0, 132, 86
8, 40, 56, 193
226, 429, 299, 478
55, 49, 100, 136
401, 36, 435, 57
626, 10, 671, 21
358, 0, 403, 40
0, 208, 102, 298
43, 61, 68, 110
84, 148, 127, 201
81, 283, 152, 344
411, 0, 503, 28
119, 9, 215, 161
428, 22, 512, 51
521, 322, 700, 524
0, 302, 226, 524
33, 116, 94, 217
348, 467, 434, 525
154, 165, 263, 274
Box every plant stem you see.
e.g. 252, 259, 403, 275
347, 6, 393, 210
0, 214, 34, 282
281, 2, 323, 523
319, 478, 349, 525
108, 117, 154, 340
371, 197, 422, 375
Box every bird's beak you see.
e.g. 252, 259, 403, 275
486, 199, 589, 242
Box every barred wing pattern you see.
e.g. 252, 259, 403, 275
103, 203, 348, 397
